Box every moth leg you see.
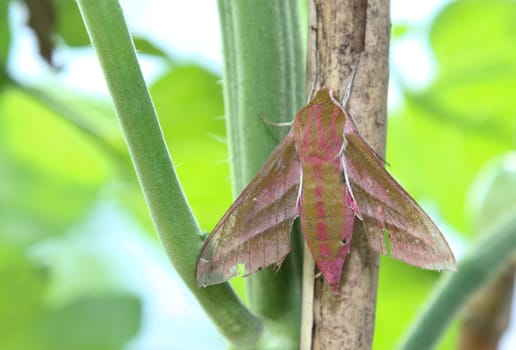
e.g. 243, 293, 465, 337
340, 154, 362, 219
258, 112, 293, 127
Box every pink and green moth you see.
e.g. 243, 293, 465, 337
196, 88, 456, 292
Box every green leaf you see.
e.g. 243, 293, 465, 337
133, 37, 172, 59
392, 23, 410, 39
387, 101, 507, 233
431, 0, 516, 75
53, 0, 90, 47
0, 242, 141, 350
0, 247, 49, 350
389, 0, 516, 233
0, 0, 10, 68
429, 0, 516, 141
0, 87, 112, 242
467, 152, 516, 231
375, 259, 443, 349
35, 294, 141, 350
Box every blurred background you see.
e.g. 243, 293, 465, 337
1, 0, 515, 349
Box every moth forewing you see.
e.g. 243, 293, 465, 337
195, 133, 301, 286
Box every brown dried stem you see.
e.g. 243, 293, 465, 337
302, 0, 390, 349
458, 257, 516, 350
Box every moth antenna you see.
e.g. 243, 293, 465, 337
341, 51, 365, 109
307, 58, 319, 102
306, 3, 321, 103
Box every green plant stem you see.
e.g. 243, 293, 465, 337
76, 0, 262, 346
399, 214, 516, 349
217, 0, 305, 341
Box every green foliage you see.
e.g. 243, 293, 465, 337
0, 0, 10, 68
378, 1, 516, 348
0, 89, 113, 241
0, 249, 49, 346
53, 0, 90, 47
35, 294, 141, 350
0, 246, 140, 350
389, 0, 516, 233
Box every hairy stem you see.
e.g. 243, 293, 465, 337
218, 0, 305, 344
76, 0, 262, 346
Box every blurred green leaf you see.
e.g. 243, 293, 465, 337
375, 258, 461, 350
378, 1, 516, 349
429, 0, 516, 140
0, 0, 10, 68
2, 291, 141, 350
387, 101, 507, 233
467, 152, 516, 231
0, 241, 141, 350
375, 258, 444, 349
53, 0, 90, 47
35, 294, 141, 350
388, 0, 516, 233
392, 23, 410, 39
0, 248, 49, 350
133, 37, 171, 59
431, 0, 516, 76
0, 87, 112, 243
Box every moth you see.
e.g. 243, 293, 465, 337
196, 88, 456, 292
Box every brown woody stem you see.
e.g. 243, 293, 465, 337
303, 0, 390, 349
458, 258, 515, 350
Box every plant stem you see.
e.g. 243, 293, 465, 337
76, 0, 262, 346
217, 0, 305, 342
304, 0, 390, 348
